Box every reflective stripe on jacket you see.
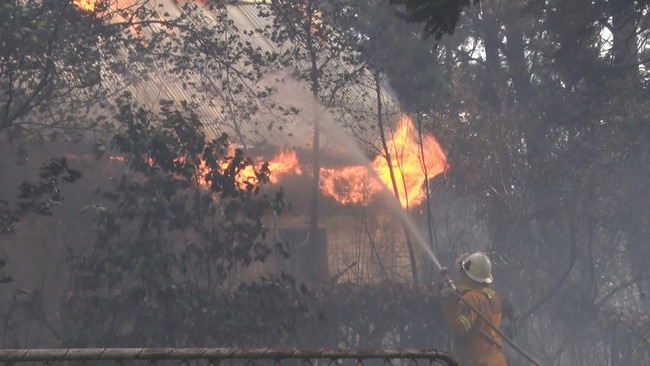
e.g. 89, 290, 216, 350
442, 289, 508, 366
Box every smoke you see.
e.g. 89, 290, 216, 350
261, 70, 376, 159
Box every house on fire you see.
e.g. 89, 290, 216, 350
97, 0, 448, 285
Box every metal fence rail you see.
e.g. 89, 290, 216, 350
0, 348, 457, 366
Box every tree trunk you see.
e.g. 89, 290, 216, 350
480, 0, 502, 108
306, 0, 327, 285
609, 0, 640, 83
503, 11, 531, 104
373, 71, 419, 286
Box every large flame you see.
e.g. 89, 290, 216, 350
318, 115, 447, 208
260, 115, 447, 207
70, 0, 445, 207
105, 116, 445, 208
227, 149, 302, 188
105, 149, 301, 191
266, 150, 303, 184
195, 114, 446, 208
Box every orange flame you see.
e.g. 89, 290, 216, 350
217, 149, 302, 188
319, 115, 447, 208
105, 149, 301, 191
266, 150, 303, 184
72, 0, 142, 42
104, 116, 445, 207
212, 115, 446, 208
319, 166, 379, 205
73, 0, 97, 12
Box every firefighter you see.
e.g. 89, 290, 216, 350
441, 251, 508, 366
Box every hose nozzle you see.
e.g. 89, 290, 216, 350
440, 267, 457, 292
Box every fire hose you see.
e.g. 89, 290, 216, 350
371, 179, 542, 363
439, 268, 543, 366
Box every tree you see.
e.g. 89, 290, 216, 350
1, 0, 309, 347
383, 0, 650, 363
0, 156, 82, 290
0, 0, 132, 140
336, 1, 455, 285
62, 95, 284, 346
267, 0, 379, 285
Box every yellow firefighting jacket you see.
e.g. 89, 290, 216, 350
442, 281, 508, 366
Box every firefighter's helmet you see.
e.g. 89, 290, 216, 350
461, 251, 493, 284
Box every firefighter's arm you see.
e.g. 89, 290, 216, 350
442, 292, 477, 336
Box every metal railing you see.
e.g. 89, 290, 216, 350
0, 348, 458, 366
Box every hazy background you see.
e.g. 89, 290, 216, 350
1, 1, 649, 365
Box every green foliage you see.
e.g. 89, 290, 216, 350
390, 0, 650, 363
59, 95, 450, 349
0, 157, 81, 234
0, 0, 120, 138
17, 158, 82, 215
2, 0, 648, 363
0, 157, 81, 284
62, 95, 283, 346
218, 279, 448, 348
140, 1, 280, 142
65, 267, 450, 348
338, 1, 447, 111
267, 0, 366, 100
312, 281, 448, 348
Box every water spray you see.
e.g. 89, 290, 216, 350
336, 138, 454, 288
332, 123, 542, 366
370, 166, 542, 365
371, 178, 457, 290
270, 89, 539, 364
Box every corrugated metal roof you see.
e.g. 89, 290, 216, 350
103, 1, 403, 154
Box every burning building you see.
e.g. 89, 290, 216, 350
76, 0, 448, 285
